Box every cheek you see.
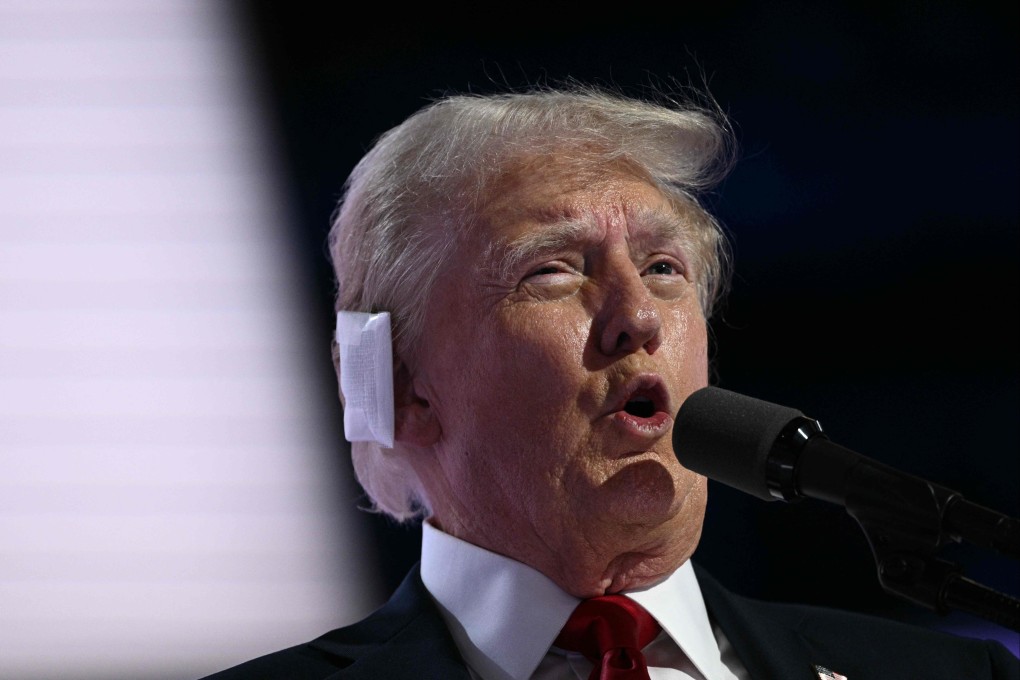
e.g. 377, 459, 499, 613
429, 306, 591, 440
476, 309, 594, 452
663, 307, 709, 384
487, 306, 589, 386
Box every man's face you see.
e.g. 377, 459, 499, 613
408, 158, 709, 595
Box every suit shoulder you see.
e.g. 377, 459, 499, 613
744, 594, 1000, 647
196, 637, 350, 680
736, 591, 1017, 676
195, 611, 413, 680
195, 566, 467, 679
694, 565, 1018, 679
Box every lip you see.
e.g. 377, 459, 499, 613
610, 409, 673, 438
603, 373, 673, 439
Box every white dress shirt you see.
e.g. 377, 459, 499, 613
420, 522, 748, 680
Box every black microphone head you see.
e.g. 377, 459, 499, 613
673, 386, 804, 501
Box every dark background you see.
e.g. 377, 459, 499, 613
232, 0, 1018, 645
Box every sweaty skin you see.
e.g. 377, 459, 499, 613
394, 158, 709, 598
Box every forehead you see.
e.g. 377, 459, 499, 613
470, 156, 683, 255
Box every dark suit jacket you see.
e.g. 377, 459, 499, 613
200, 563, 1019, 679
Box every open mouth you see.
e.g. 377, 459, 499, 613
612, 376, 670, 421
609, 377, 672, 438
623, 395, 657, 418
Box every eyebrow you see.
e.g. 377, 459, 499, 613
483, 205, 691, 281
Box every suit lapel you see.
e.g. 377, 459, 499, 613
695, 564, 832, 679
310, 565, 473, 679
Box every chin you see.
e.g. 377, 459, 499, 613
600, 544, 696, 595
597, 456, 693, 525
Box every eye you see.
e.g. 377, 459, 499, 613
643, 258, 686, 277
518, 260, 584, 300
523, 258, 583, 282
645, 261, 676, 276
529, 265, 562, 277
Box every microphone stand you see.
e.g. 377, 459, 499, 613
770, 417, 1020, 632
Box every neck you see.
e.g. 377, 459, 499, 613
428, 509, 700, 598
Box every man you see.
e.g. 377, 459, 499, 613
202, 86, 1018, 679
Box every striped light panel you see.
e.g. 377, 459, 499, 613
0, 2, 378, 678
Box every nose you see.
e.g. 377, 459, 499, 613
596, 271, 662, 356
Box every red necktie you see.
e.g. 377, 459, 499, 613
554, 595, 662, 680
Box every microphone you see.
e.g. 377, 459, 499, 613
673, 386, 1020, 630
673, 386, 1019, 557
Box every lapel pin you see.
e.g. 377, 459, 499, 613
813, 664, 847, 680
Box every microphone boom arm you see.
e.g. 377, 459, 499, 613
673, 386, 1020, 632
781, 421, 1020, 631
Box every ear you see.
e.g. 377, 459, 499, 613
393, 358, 441, 447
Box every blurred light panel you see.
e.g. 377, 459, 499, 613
0, 1, 377, 678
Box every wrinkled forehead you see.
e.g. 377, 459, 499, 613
477, 150, 660, 217
467, 157, 695, 268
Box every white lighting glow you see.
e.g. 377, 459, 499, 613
0, 2, 378, 678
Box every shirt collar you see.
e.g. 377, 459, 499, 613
420, 522, 727, 680
420, 522, 577, 680
626, 559, 732, 680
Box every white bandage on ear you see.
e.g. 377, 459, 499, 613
335, 311, 395, 448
